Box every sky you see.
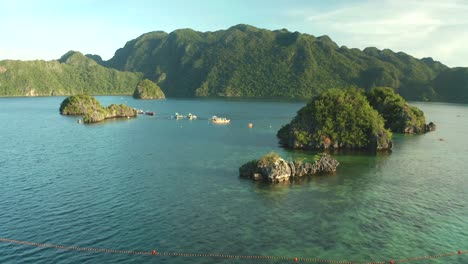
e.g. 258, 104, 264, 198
1, 0, 467, 67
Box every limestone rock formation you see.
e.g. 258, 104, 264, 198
60, 94, 137, 123
239, 152, 339, 183
133, 79, 165, 100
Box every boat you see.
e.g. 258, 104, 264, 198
211, 116, 230, 124
145, 111, 155, 116
187, 113, 197, 120
174, 112, 184, 119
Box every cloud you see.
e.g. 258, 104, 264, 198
295, 0, 468, 67
1, 0, 467, 67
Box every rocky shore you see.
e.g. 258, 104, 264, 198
239, 152, 339, 183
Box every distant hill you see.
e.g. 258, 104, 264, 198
0, 51, 142, 96
431, 67, 468, 103
1, 24, 467, 102
99, 24, 465, 101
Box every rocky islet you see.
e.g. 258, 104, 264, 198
239, 152, 340, 183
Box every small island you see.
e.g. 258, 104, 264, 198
59, 94, 137, 123
239, 152, 339, 183
366, 87, 436, 133
277, 88, 436, 151
277, 88, 393, 151
132, 79, 165, 100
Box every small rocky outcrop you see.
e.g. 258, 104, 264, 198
424, 122, 436, 132
367, 87, 436, 134
60, 94, 102, 115
133, 79, 165, 100
239, 152, 339, 183
82, 103, 137, 123
293, 154, 340, 176
277, 88, 392, 151
60, 94, 137, 123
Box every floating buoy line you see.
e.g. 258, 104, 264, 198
0, 237, 465, 263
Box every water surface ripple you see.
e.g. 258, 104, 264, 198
0, 97, 466, 263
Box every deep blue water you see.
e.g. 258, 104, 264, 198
0, 96, 467, 264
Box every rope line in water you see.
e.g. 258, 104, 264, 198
0, 237, 465, 263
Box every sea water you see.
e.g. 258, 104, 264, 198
0, 97, 466, 263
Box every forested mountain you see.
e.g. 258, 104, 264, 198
1, 24, 467, 102
99, 24, 463, 101
431, 67, 468, 103
0, 51, 142, 96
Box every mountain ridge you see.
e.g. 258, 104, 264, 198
97, 24, 458, 101
1, 24, 467, 102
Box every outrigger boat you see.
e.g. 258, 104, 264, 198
211, 116, 230, 124
187, 113, 197, 120
174, 112, 184, 119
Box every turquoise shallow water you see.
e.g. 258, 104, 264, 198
0, 97, 466, 264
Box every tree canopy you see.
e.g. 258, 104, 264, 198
277, 88, 392, 151
366, 87, 429, 133
101, 24, 453, 101
0, 51, 142, 96
133, 79, 165, 99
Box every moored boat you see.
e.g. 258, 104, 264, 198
174, 112, 184, 119
187, 113, 197, 120
211, 116, 230, 124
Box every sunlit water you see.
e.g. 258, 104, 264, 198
0, 97, 466, 263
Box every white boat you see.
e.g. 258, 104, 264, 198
187, 113, 197, 120
211, 116, 230, 124
174, 112, 184, 119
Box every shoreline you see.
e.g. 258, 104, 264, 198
1, 94, 465, 105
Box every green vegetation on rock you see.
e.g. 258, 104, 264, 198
0, 51, 142, 96
60, 94, 137, 123
59, 94, 102, 115
366, 87, 434, 133
83, 103, 136, 123
133, 79, 165, 99
257, 151, 281, 167
277, 88, 393, 151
